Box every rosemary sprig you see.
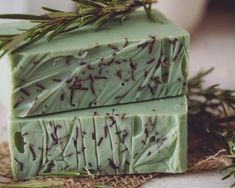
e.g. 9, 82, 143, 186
92, 185, 114, 188
188, 68, 235, 185
0, 0, 158, 57
188, 68, 235, 144
2, 179, 64, 188
41, 168, 94, 178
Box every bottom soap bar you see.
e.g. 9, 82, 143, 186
9, 96, 188, 180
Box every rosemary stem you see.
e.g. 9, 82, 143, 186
216, 116, 235, 124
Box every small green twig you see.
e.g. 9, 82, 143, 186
92, 185, 114, 188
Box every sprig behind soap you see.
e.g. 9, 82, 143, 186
188, 68, 235, 186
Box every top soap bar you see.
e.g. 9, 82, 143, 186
0, 10, 189, 117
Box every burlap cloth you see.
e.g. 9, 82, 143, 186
0, 127, 231, 188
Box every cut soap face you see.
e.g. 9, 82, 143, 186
0, 10, 189, 117
9, 96, 188, 180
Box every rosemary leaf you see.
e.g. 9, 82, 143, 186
12, 26, 53, 53
120, 11, 131, 23
144, 4, 156, 22
42, 7, 64, 13
46, 12, 79, 19
0, 34, 17, 38
0, 14, 50, 20
47, 18, 78, 41
0, 32, 30, 57
222, 171, 234, 181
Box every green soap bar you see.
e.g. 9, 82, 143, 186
9, 96, 188, 180
0, 10, 189, 117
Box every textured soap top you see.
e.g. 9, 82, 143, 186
0, 10, 190, 117
9, 96, 188, 179
0, 11, 189, 55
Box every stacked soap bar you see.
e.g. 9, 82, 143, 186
10, 96, 187, 179
0, 11, 189, 117
0, 10, 189, 180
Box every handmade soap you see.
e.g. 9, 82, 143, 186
0, 10, 189, 117
9, 96, 188, 180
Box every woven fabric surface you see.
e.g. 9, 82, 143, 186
0, 127, 231, 188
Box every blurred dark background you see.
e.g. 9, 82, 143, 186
211, 0, 235, 8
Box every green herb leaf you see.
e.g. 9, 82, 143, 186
0, 14, 50, 20
42, 7, 64, 13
